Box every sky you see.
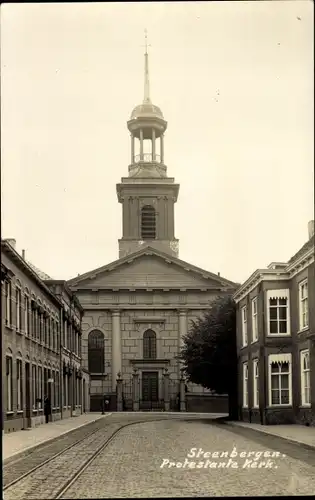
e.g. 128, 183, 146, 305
1, 1, 314, 284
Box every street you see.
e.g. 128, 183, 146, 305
5, 414, 314, 499
61, 417, 315, 498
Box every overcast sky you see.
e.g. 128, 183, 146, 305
1, 1, 313, 284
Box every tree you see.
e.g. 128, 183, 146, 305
178, 295, 238, 419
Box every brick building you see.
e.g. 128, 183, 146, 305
234, 221, 315, 425
44, 280, 90, 417
1, 239, 89, 434
67, 42, 236, 413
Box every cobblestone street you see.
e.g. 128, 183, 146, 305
61, 418, 315, 498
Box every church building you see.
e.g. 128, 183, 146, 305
68, 40, 237, 412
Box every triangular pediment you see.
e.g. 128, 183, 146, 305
68, 247, 237, 291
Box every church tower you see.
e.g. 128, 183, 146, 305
117, 33, 179, 259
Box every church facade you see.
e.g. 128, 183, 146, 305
68, 43, 237, 412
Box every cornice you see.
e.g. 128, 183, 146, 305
233, 247, 314, 303
67, 245, 237, 289
71, 285, 223, 292
1, 241, 62, 308
77, 305, 209, 311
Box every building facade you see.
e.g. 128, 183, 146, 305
67, 43, 236, 413
1, 239, 89, 434
234, 221, 315, 426
44, 280, 90, 417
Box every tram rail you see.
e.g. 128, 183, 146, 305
3, 417, 174, 500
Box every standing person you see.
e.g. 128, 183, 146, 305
44, 395, 51, 424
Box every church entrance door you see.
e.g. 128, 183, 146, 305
140, 371, 163, 411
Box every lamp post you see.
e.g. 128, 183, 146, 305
101, 361, 110, 414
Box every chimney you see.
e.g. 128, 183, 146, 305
308, 220, 315, 239
22, 249, 26, 260
6, 238, 16, 249
218, 272, 220, 277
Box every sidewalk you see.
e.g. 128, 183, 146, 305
3, 412, 112, 463
225, 421, 315, 449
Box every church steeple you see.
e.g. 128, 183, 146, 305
116, 32, 179, 259
143, 29, 151, 104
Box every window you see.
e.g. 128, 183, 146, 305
31, 301, 37, 338
242, 362, 248, 408
16, 286, 22, 331
5, 280, 12, 325
17, 359, 23, 410
267, 290, 290, 336
38, 366, 42, 409
251, 297, 258, 342
25, 295, 30, 335
32, 365, 37, 409
64, 320, 67, 348
268, 354, 292, 406
143, 329, 157, 359
141, 205, 156, 240
88, 330, 105, 373
299, 280, 308, 330
38, 311, 42, 343
241, 306, 248, 346
43, 314, 47, 345
6, 356, 13, 411
300, 350, 310, 406
46, 317, 49, 348
56, 321, 60, 352
51, 319, 55, 350
253, 359, 259, 408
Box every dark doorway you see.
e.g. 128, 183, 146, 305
140, 371, 162, 410
25, 362, 31, 428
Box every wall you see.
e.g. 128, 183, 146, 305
2, 250, 61, 433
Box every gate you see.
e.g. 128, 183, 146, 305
139, 371, 164, 411
169, 378, 181, 411
118, 374, 184, 412
122, 378, 133, 411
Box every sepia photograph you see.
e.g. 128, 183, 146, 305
1, 1, 314, 498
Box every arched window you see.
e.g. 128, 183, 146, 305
88, 330, 105, 374
143, 329, 156, 360
141, 205, 156, 240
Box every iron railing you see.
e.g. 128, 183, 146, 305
134, 153, 161, 163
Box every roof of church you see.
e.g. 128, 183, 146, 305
67, 245, 238, 290
130, 103, 164, 120
130, 31, 164, 121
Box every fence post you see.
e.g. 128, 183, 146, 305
163, 368, 170, 411
132, 368, 139, 411
179, 369, 186, 412
116, 372, 123, 412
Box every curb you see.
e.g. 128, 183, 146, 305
222, 420, 315, 452
3, 413, 112, 465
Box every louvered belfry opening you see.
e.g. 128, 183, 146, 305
141, 205, 156, 239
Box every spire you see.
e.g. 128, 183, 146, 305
143, 29, 151, 104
